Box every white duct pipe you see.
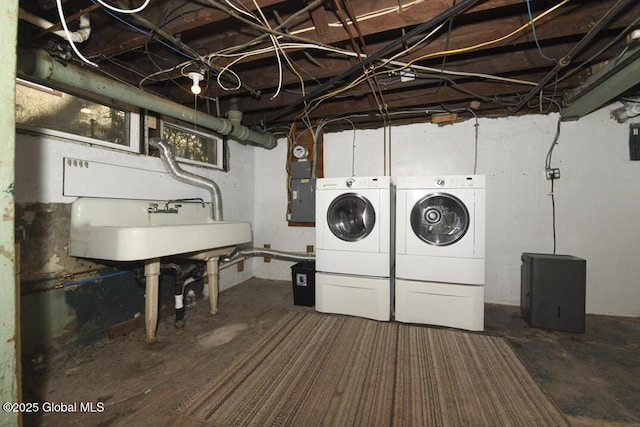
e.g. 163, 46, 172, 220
149, 138, 223, 221
19, 8, 91, 43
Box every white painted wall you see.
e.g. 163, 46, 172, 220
252, 138, 315, 280
320, 105, 640, 316
15, 132, 256, 289
17, 103, 640, 317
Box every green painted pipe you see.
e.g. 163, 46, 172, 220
17, 48, 277, 149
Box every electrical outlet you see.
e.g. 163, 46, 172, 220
545, 168, 561, 180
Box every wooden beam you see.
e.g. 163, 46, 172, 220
84, 0, 290, 57
309, 3, 331, 42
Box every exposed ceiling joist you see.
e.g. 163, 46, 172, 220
16, 0, 640, 130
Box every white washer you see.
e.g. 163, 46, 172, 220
395, 175, 486, 331
315, 176, 394, 321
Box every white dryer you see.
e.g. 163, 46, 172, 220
395, 175, 486, 331
315, 176, 394, 321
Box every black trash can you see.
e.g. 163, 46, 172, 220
291, 261, 315, 307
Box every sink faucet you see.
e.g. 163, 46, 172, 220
147, 202, 181, 214
168, 198, 205, 207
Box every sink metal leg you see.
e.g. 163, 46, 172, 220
206, 257, 219, 315
144, 258, 161, 344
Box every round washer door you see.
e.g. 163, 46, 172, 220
410, 193, 469, 246
327, 193, 376, 242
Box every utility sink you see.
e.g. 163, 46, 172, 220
68, 197, 252, 344
69, 197, 252, 261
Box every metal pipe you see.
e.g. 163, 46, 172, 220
19, 8, 91, 43
511, 0, 636, 114
222, 248, 315, 264
162, 262, 198, 327
113, 1, 260, 98
16, 48, 277, 149
266, 0, 481, 124
149, 138, 223, 221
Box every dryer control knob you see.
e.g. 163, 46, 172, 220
436, 178, 445, 187
346, 178, 355, 187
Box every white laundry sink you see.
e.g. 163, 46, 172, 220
68, 197, 252, 261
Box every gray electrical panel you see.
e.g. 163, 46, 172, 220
289, 161, 315, 222
290, 178, 315, 222
290, 161, 311, 178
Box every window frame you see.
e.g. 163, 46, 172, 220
15, 78, 142, 153
160, 120, 226, 170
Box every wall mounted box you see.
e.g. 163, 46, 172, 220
521, 253, 586, 333
290, 161, 311, 179
290, 178, 315, 222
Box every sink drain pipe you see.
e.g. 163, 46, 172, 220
149, 137, 223, 221
162, 263, 201, 328
221, 247, 315, 265
135, 262, 204, 328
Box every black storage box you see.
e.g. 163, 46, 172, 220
521, 253, 586, 333
291, 261, 315, 307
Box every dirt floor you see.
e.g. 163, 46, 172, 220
22, 278, 640, 426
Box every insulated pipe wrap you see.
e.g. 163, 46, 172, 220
149, 138, 223, 221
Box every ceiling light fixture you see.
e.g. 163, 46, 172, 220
188, 71, 204, 95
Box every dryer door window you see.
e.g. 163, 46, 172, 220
327, 193, 376, 242
410, 193, 469, 246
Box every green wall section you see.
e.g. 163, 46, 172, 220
20, 269, 182, 355
0, 1, 20, 426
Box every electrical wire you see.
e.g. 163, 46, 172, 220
91, 1, 198, 62
93, 0, 262, 96
554, 15, 640, 85
139, 2, 540, 108
289, 0, 427, 36
434, 0, 457, 96
525, 0, 557, 62
64, 270, 130, 288
91, 0, 567, 128
143, 36, 193, 94
196, 40, 536, 122
290, 0, 572, 122
469, 109, 479, 174
225, 0, 259, 21
56, 0, 153, 68
333, 0, 389, 128
96, 0, 151, 14
322, 117, 356, 175
393, 0, 571, 66
544, 100, 563, 255
250, 0, 285, 99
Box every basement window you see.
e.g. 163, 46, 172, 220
15, 78, 140, 152
160, 121, 225, 170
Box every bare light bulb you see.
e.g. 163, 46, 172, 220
188, 71, 204, 95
